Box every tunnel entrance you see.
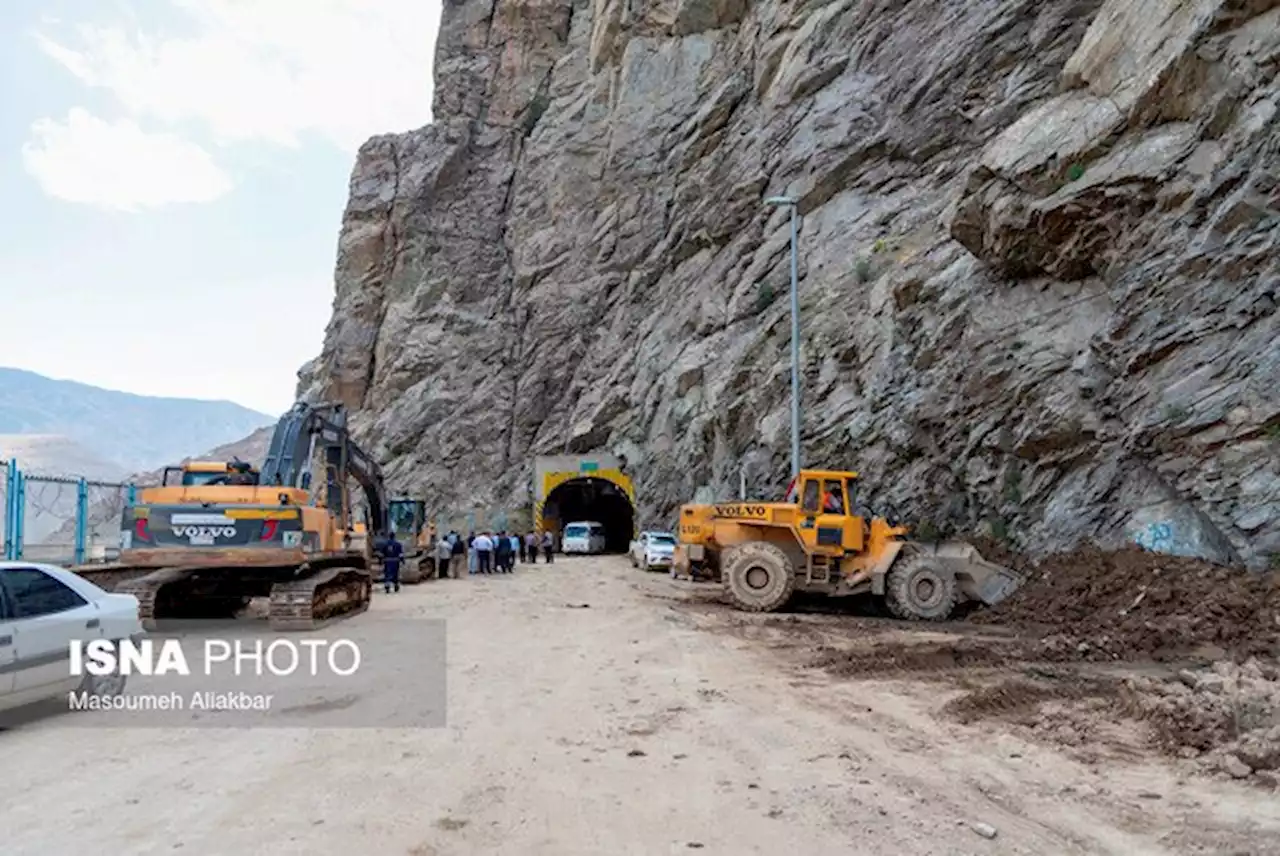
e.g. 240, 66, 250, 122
544, 476, 635, 553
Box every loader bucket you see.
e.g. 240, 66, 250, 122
918, 541, 1024, 606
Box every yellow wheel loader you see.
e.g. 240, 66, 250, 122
672, 468, 1022, 620
378, 499, 437, 584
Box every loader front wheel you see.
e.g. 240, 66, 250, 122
885, 555, 957, 621
723, 542, 795, 613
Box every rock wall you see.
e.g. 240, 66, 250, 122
301, 0, 1280, 569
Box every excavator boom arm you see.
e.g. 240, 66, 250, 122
258, 401, 387, 531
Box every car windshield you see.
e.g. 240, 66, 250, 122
649, 534, 675, 545
564, 525, 587, 537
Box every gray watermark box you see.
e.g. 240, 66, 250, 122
2, 618, 446, 729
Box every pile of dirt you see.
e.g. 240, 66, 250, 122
1122, 659, 1280, 785
972, 546, 1280, 661
942, 671, 1118, 725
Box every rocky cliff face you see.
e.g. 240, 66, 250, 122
301, 0, 1280, 569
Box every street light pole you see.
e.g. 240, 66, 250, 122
765, 195, 802, 479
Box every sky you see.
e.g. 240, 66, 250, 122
0, 0, 439, 416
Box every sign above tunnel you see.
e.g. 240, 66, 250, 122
579, 461, 598, 472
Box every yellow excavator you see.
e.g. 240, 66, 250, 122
672, 468, 1022, 620
75, 402, 392, 630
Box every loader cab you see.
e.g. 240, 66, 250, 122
386, 499, 426, 543
793, 470, 865, 554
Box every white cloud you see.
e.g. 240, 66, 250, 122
34, 0, 439, 152
22, 108, 233, 211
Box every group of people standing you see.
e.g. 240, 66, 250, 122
373, 527, 559, 593
430, 529, 557, 578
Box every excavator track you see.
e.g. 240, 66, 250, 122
115, 569, 177, 630
116, 567, 251, 630
115, 564, 372, 632
268, 566, 372, 632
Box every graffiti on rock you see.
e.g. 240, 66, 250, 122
1134, 520, 1175, 553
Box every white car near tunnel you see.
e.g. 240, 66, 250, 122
630, 531, 676, 571
561, 521, 607, 555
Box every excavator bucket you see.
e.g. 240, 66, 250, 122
914, 541, 1024, 606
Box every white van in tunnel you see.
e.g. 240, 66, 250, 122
561, 521, 607, 555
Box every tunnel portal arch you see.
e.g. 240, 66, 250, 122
534, 456, 636, 554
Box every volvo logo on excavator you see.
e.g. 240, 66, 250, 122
172, 525, 238, 545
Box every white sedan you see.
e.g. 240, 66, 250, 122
629, 531, 676, 572
1, 562, 144, 719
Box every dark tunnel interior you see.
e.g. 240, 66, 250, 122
545, 477, 635, 553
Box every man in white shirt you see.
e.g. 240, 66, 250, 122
473, 532, 495, 574
436, 534, 453, 579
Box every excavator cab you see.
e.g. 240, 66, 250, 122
162, 460, 262, 487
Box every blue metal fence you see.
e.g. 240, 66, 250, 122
2, 457, 136, 564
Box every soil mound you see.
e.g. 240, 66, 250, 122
972, 545, 1280, 661
1123, 659, 1280, 780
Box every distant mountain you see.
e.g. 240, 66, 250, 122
0, 435, 127, 482
0, 367, 275, 473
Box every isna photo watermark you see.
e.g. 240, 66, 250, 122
70, 637, 363, 677
1, 618, 449, 729
65, 636, 365, 714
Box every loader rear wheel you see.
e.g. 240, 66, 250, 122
885, 555, 957, 621
723, 542, 795, 613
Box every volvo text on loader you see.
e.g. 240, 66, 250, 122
75, 402, 392, 631
672, 468, 1022, 621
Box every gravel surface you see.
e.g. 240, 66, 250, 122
2, 556, 1278, 855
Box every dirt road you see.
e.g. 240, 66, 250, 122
3, 557, 1277, 855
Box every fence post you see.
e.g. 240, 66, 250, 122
14, 468, 25, 560
3, 459, 15, 560
74, 477, 89, 565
